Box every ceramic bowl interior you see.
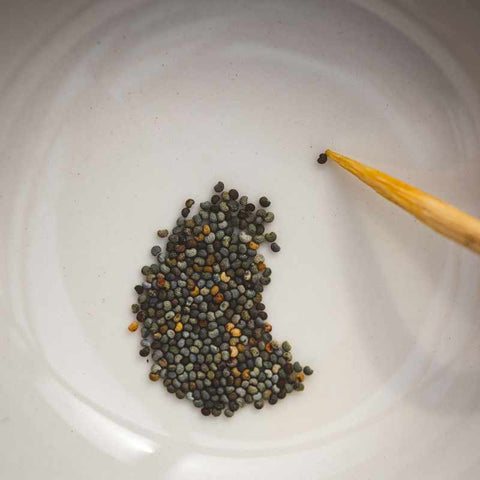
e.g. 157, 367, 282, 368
1, 1, 480, 478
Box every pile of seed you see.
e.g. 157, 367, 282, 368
128, 182, 312, 417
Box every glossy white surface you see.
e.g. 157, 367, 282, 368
1, 0, 480, 478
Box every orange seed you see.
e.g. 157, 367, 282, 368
174, 322, 183, 332
213, 293, 224, 304
190, 285, 200, 296
128, 321, 139, 332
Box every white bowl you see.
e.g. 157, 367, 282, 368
1, 1, 480, 478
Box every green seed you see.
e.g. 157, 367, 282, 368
264, 212, 274, 223
259, 196, 271, 207
264, 232, 277, 242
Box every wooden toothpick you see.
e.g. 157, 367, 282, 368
322, 149, 480, 255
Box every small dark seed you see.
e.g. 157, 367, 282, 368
214, 181, 224, 193
317, 153, 328, 164
139, 346, 150, 357
271, 242, 281, 253
303, 366, 314, 375
259, 196, 270, 207
229, 189, 239, 200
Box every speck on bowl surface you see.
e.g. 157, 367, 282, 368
1, 1, 480, 479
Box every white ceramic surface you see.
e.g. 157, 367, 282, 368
1, 1, 480, 478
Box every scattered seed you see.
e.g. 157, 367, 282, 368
265, 232, 277, 242
303, 366, 314, 375
271, 242, 281, 253
157, 229, 169, 238
128, 321, 139, 332
259, 196, 270, 207
214, 181, 224, 192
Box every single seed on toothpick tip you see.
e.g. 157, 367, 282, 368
317, 152, 328, 164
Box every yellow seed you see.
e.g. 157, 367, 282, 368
149, 373, 160, 382
237, 343, 246, 353
249, 241, 259, 250
211, 285, 220, 295
203, 224, 211, 235
229, 346, 238, 358
232, 367, 241, 377
225, 322, 235, 332
220, 271, 231, 282
128, 321, 139, 332
175, 322, 183, 332
190, 285, 199, 296
241, 369, 250, 380
297, 373, 305, 382
231, 328, 241, 337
